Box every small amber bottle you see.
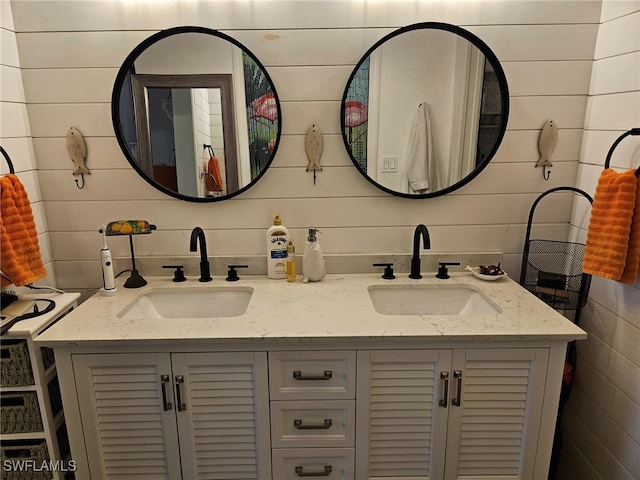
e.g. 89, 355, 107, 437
286, 240, 296, 282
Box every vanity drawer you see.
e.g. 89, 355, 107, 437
269, 351, 356, 400
271, 400, 354, 448
272, 448, 354, 480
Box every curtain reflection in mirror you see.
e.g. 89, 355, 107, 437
344, 57, 369, 171
244, 53, 278, 180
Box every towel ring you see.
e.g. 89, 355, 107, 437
1, 146, 16, 174
603, 128, 640, 177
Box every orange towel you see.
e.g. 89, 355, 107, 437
620, 173, 640, 283
205, 156, 224, 192
0, 174, 47, 287
583, 169, 640, 283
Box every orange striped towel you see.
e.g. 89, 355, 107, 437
0, 174, 47, 287
205, 156, 224, 192
583, 169, 640, 283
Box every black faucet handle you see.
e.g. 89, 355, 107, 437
163, 265, 186, 282
373, 263, 396, 280
226, 265, 248, 282
436, 262, 461, 279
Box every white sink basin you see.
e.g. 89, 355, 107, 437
368, 284, 501, 316
118, 287, 253, 319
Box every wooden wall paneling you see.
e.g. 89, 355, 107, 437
0, 65, 26, 102
33, 137, 129, 171
582, 277, 640, 328
560, 407, 634, 480
15, 31, 152, 68
21, 68, 117, 104
1, 26, 20, 66
9, 0, 603, 32
567, 387, 638, 477
42, 192, 574, 233
503, 60, 593, 96
493, 129, 584, 164
577, 331, 640, 406
0, 138, 36, 173
571, 356, 640, 445
585, 92, 640, 130
1, 102, 31, 138
600, 0, 639, 22
594, 11, 640, 59
589, 52, 640, 95
507, 96, 588, 130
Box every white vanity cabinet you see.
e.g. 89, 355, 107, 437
38, 275, 584, 480
356, 348, 549, 480
70, 351, 271, 480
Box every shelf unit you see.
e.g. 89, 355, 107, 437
1, 293, 80, 480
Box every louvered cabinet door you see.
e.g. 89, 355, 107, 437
444, 348, 549, 480
171, 352, 271, 480
72, 353, 182, 480
356, 349, 452, 480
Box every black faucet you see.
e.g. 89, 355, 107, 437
409, 224, 431, 279
190, 227, 212, 282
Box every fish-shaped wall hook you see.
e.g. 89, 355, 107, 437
305, 124, 323, 172
536, 120, 557, 167
305, 124, 323, 185
67, 127, 90, 175
536, 120, 556, 181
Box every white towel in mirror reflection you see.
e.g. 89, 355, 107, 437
402, 103, 443, 194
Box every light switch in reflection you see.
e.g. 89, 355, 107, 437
381, 155, 398, 173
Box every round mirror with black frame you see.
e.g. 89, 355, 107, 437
112, 26, 281, 202
341, 22, 509, 198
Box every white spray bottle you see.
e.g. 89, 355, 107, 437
99, 226, 117, 296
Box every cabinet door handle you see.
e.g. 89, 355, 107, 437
160, 375, 173, 411
293, 370, 332, 381
439, 371, 449, 407
295, 465, 332, 477
175, 375, 186, 411
452, 370, 463, 407
451, 370, 462, 407
294, 418, 332, 430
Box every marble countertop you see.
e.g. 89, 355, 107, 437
35, 272, 586, 347
3, 292, 80, 338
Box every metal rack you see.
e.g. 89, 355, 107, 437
519, 187, 593, 323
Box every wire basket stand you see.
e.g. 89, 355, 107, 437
519, 187, 593, 323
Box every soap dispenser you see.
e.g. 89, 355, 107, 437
302, 227, 326, 283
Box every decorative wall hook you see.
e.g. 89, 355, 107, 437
536, 120, 557, 181
67, 127, 90, 189
75, 174, 86, 189
305, 124, 323, 185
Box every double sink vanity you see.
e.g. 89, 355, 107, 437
37, 271, 585, 480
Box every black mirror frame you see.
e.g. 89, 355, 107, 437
340, 22, 509, 199
112, 25, 282, 203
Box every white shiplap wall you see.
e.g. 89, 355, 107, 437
8, 0, 603, 289
4, 1, 639, 476
0, 1, 56, 290
559, 2, 640, 479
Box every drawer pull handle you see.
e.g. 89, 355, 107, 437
160, 375, 172, 411
295, 465, 332, 477
175, 375, 186, 411
439, 371, 449, 407
294, 418, 332, 430
452, 370, 463, 407
293, 370, 332, 381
